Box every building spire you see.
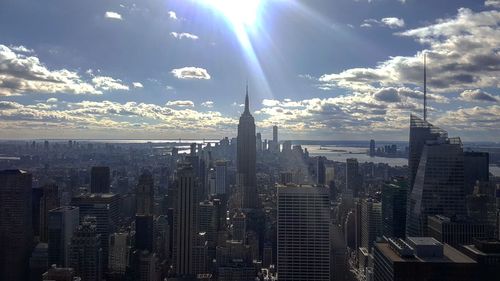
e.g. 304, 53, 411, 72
423, 52, 427, 121
244, 82, 250, 113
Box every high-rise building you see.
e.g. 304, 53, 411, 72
108, 232, 131, 275
237, 89, 257, 209
273, 125, 278, 143
42, 264, 80, 281
427, 215, 494, 247
317, 156, 326, 185
373, 237, 478, 281
460, 238, 500, 280
40, 183, 60, 242
136, 215, 154, 252
29, 242, 49, 281
256, 132, 263, 152
408, 115, 447, 194
346, 158, 360, 196
406, 135, 466, 236
174, 164, 196, 277
463, 152, 489, 195
48, 206, 80, 267
215, 160, 228, 195
136, 172, 154, 215
232, 210, 246, 242
277, 184, 331, 281
369, 139, 376, 157
381, 179, 408, 238
90, 166, 110, 193
69, 217, 102, 281
361, 198, 382, 251
71, 193, 120, 271
0, 169, 33, 281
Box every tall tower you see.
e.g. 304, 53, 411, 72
273, 125, 278, 143
48, 206, 80, 267
69, 217, 102, 281
277, 185, 331, 280
174, 164, 196, 277
346, 158, 360, 196
136, 171, 154, 215
237, 87, 257, 209
0, 170, 33, 281
90, 166, 110, 193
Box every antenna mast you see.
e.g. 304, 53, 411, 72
423, 53, 427, 121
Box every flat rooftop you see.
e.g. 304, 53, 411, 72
376, 243, 477, 264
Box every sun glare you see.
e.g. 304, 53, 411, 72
201, 0, 262, 27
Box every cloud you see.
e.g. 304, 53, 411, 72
46, 98, 58, 103
0, 44, 103, 96
485, 0, 500, 8
92, 76, 129, 91
8, 45, 33, 54
436, 105, 500, 131
201, 101, 214, 108
320, 8, 500, 98
166, 100, 194, 107
132, 82, 144, 88
381, 17, 405, 28
458, 89, 499, 102
166, 85, 174, 91
361, 17, 405, 29
105, 11, 122, 20
170, 32, 199, 40
168, 11, 177, 20
171, 67, 211, 80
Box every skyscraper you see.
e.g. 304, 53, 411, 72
215, 160, 228, 195
237, 88, 257, 209
361, 198, 382, 251
346, 158, 360, 196
0, 169, 33, 281
277, 184, 331, 281
406, 135, 467, 236
463, 151, 489, 195
69, 217, 102, 281
174, 164, 196, 277
40, 183, 60, 242
48, 206, 80, 267
136, 171, 154, 215
273, 125, 278, 143
90, 166, 110, 193
408, 115, 447, 193
369, 139, 375, 157
381, 179, 407, 238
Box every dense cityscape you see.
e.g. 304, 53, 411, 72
1, 0, 500, 281
0, 90, 499, 280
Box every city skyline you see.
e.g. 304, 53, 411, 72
0, 0, 499, 141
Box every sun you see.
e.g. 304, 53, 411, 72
201, 0, 262, 27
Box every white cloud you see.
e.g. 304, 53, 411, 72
170, 32, 199, 40
92, 76, 129, 91
105, 11, 123, 20
166, 85, 174, 91
201, 101, 214, 108
168, 11, 178, 20
458, 89, 499, 103
0, 44, 103, 96
171, 67, 211, 80
485, 0, 500, 8
132, 82, 144, 88
166, 100, 194, 107
46, 98, 58, 103
8, 45, 33, 54
381, 17, 405, 28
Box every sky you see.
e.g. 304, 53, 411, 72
0, 0, 499, 141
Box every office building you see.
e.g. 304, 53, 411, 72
69, 217, 103, 281
90, 166, 110, 193
381, 179, 407, 238
40, 183, 60, 242
317, 156, 326, 185
29, 242, 49, 281
232, 210, 246, 242
427, 215, 494, 247
237, 89, 257, 209
463, 152, 489, 195
48, 206, 80, 267
136, 171, 154, 215
361, 198, 382, 251
71, 193, 120, 271
273, 125, 278, 143
174, 164, 196, 277
277, 184, 331, 281
346, 158, 360, 196
406, 135, 466, 236
108, 232, 132, 275
42, 265, 81, 281
0, 169, 33, 281
136, 215, 154, 252
460, 238, 500, 280
370, 139, 376, 157
215, 160, 228, 195
373, 237, 478, 281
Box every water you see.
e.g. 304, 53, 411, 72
303, 145, 408, 166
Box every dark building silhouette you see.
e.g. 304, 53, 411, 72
40, 183, 60, 242
237, 88, 257, 209
427, 215, 494, 247
460, 238, 500, 280
463, 151, 489, 195
0, 169, 33, 281
381, 178, 408, 238
69, 217, 102, 281
48, 206, 80, 267
136, 171, 154, 216
135, 215, 154, 252
346, 158, 360, 196
90, 166, 110, 193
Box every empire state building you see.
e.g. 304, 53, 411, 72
237, 86, 257, 209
